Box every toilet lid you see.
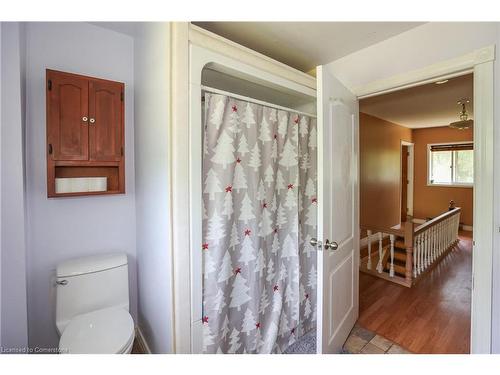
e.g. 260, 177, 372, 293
59, 308, 134, 354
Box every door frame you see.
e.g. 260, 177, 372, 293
400, 140, 414, 221
354, 45, 495, 354
169, 23, 317, 353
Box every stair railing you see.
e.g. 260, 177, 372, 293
360, 207, 461, 287
413, 207, 461, 278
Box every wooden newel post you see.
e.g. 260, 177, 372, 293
404, 215, 414, 285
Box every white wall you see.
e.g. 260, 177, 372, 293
1, 22, 29, 351
0, 21, 3, 350
325, 22, 500, 353
133, 22, 173, 354
24, 22, 137, 350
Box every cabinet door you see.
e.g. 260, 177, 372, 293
47, 70, 89, 161
88, 79, 124, 162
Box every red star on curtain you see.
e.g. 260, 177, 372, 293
294, 116, 299, 124
232, 104, 237, 112
273, 285, 279, 292
291, 328, 296, 334
202, 316, 209, 324
262, 202, 268, 208
274, 228, 279, 233
225, 185, 232, 193
255, 322, 261, 329
287, 184, 294, 190
311, 197, 317, 204
244, 229, 251, 236
305, 293, 309, 299
236, 158, 241, 164
234, 267, 242, 274
202, 243, 209, 250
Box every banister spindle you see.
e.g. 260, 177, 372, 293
405, 217, 414, 285
376, 232, 383, 273
423, 230, 428, 269
367, 230, 372, 270
389, 234, 395, 277
416, 234, 422, 275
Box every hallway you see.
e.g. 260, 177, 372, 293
357, 231, 472, 354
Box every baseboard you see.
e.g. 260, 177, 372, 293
360, 232, 389, 248
135, 326, 152, 354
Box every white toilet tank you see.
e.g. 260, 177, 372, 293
55, 253, 129, 335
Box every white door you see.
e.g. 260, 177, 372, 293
315, 65, 359, 353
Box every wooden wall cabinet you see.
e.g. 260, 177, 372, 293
46, 69, 125, 197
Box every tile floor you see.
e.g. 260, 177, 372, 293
342, 324, 411, 354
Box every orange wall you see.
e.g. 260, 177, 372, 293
412, 126, 473, 226
360, 113, 412, 229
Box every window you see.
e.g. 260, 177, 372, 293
428, 142, 473, 186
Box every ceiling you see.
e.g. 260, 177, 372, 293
193, 22, 425, 72
360, 73, 474, 129
88, 22, 138, 36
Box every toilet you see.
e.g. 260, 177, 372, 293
55, 253, 135, 354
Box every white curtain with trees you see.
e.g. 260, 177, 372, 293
202, 92, 317, 353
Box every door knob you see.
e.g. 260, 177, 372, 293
310, 237, 322, 248
324, 240, 339, 251
82, 116, 88, 122
89, 118, 95, 124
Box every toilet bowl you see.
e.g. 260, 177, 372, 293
59, 307, 135, 354
55, 254, 134, 354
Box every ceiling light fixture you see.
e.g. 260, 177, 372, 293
449, 98, 473, 130
435, 79, 449, 85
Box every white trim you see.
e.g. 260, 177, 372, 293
400, 141, 414, 219
471, 60, 494, 353
355, 45, 494, 99
189, 24, 316, 90
201, 85, 317, 118
135, 327, 152, 354
354, 47, 494, 353
170, 22, 191, 354
170, 23, 317, 354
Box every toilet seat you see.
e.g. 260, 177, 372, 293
59, 307, 134, 354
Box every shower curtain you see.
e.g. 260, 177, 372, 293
202, 92, 317, 354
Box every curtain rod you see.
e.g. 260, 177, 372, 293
200, 85, 317, 119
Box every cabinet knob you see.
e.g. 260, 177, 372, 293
82, 116, 88, 122
89, 118, 95, 124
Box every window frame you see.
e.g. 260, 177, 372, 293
427, 141, 474, 188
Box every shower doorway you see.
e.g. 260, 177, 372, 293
174, 35, 359, 354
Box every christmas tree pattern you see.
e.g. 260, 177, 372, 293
258, 111, 272, 142
239, 192, 256, 224
279, 140, 298, 170
248, 142, 262, 172
211, 131, 236, 169
233, 159, 247, 193
210, 97, 225, 130
242, 102, 256, 129
239, 230, 256, 266
228, 102, 241, 133
204, 168, 222, 201
202, 92, 318, 353
230, 271, 252, 311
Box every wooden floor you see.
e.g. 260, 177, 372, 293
358, 231, 472, 354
